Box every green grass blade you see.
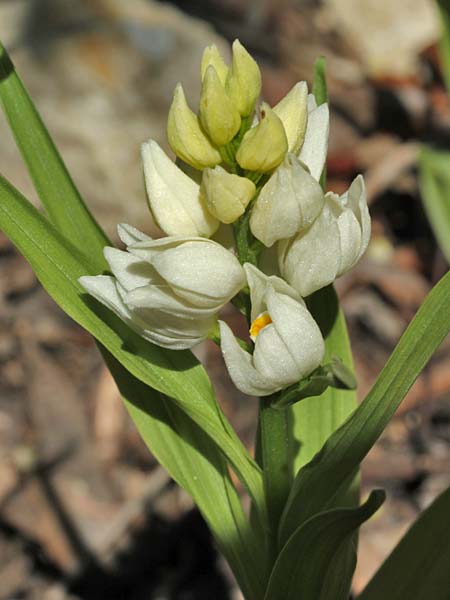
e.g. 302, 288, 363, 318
0, 173, 266, 524
359, 484, 450, 600
265, 491, 385, 600
102, 350, 265, 600
419, 146, 450, 263
0, 40, 109, 267
280, 266, 450, 545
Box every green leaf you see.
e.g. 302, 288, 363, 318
0, 174, 266, 524
419, 146, 450, 263
437, 0, 450, 94
359, 483, 450, 600
102, 350, 265, 600
312, 56, 328, 107
280, 266, 450, 545
0, 40, 109, 268
265, 490, 385, 600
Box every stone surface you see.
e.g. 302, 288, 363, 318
323, 0, 439, 77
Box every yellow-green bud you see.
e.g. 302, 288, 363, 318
167, 83, 221, 169
201, 44, 228, 85
201, 166, 256, 223
236, 103, 288, 172
199, 66, 241, 147
225, 39, 262, 117
273, 81, 308, 154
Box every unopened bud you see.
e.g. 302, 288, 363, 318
236, 103, 288, 172
202, 166, 255, 224
167, 83, 221, 169
225, 40, 261, 117
201, 44, 228, 85
199, 66, 241, 147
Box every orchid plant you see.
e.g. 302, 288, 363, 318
1, 36, 450, 600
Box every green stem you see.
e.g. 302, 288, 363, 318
259, 397, 292, 566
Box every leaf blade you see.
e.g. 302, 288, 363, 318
280, 266, 450, 545
0, 173, 266, 524
265, 490, 385, 600
359, 483, 450, 600
102, 349, 265, 600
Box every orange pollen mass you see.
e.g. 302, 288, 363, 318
249, 312, 272, 340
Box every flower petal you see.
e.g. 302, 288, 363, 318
265, 287, 324, 378
219, 320, 278, 396
244, 263, 301, 321
278, 201, 341, 297
273, 81, 308, 153
125, 283, 218, 319
298, 99, 329, 181
104, 247, 158, 291
142, 140, 219, 237
117, 223, 151, 246
347, 175, 371, 262
250, 153, 324, 247
252, 323, 301, 388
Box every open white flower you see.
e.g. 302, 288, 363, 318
219, 264, 324, 396
80, 225, 245, 350
279, 175, 371, 297
249, 153, 324, 247
142, 140, 219, 238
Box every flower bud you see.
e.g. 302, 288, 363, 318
273, 81, 308, 154
201, 166, 255, 224
142, 140, 219, 238
199, 66, 241, 147
278, 175, 371, 297
167, 83, 221, 169
80, 230, 246, 350
225, 39, 262, 117
250, 153, 324, 247
201, 44, 228, 85
236, 103, 288, 173
219, 265, 324, 396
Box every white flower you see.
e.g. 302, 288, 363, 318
249, 153, 324, 247
278, 175, 371, 297
80, 225, 245, 350
142, 140, 219, 238
219, 264, 324, 396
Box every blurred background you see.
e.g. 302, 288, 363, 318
1, 0, 450, 598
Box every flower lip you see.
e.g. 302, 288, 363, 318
249, 312, 272, 341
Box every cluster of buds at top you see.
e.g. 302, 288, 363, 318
80, 40, 371, 398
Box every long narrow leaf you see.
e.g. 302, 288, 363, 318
0, 174, 266, 523
102, 350, 265, 600
265, 491, 385, 600
280, 265, 450, 544
0, 40, 109, 266
359, 483, 450, 600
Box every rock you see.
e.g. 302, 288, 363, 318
323, 0, 439, 78
0, 0, 228, 238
